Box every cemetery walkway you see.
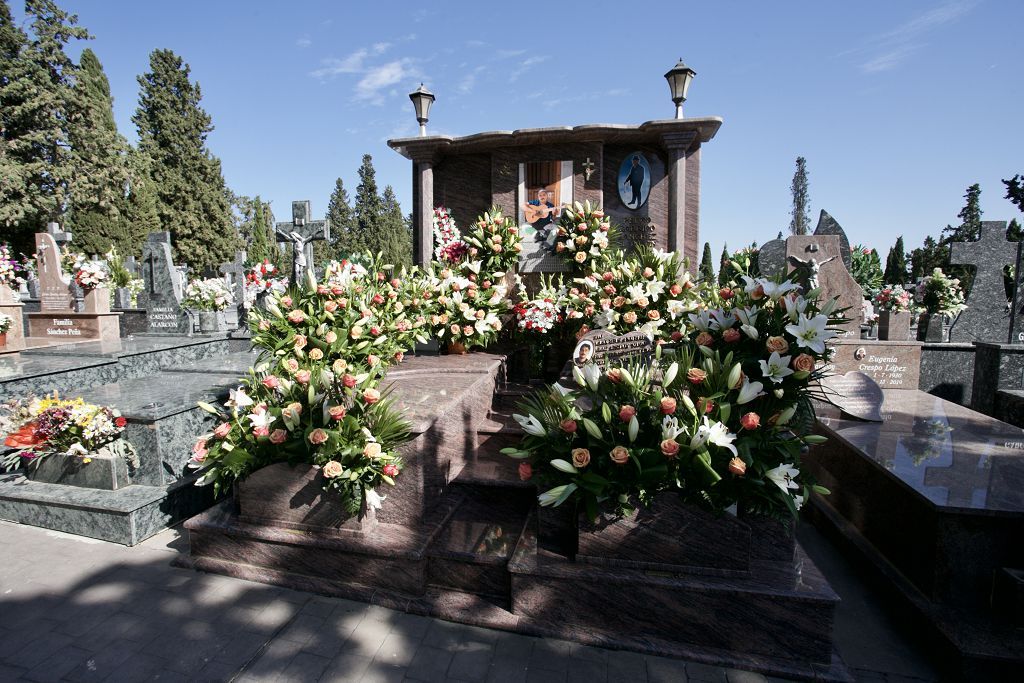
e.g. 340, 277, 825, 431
0, 520, 938, 683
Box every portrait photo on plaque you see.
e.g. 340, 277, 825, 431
618, 152, 651, 210
573, 339, 595, 366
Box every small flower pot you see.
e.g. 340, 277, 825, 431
113, 287, 132, 309
198, 310, 222, 333
83, 287, 110, 314
917, 313, 945, 342
447, 341, 468, 355
27, 279, 40, 299
0, 332, 7, 349
878, 311, 911, 341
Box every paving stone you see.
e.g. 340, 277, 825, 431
647, 655, 690, 682
278, 651, 331, 682
22, 645, 91, 683
193, 659, 242, 683
568, 643, 608, 664
278, 613, 327, 645
375, 630, 422, 669
63, 642, 139, 683
604, 650, 647, 682
240, 636, 304, 680
423, 620, 475, 651
301, 597, 341, 618
245, 599, 302, 635
529, 639, 574, 673
357, 661, 407, 682
151, 670, 191, 683
319, 652, 373, 682
210, 630, 268, 670
388, 612, 434, 640
97, 652, 167, 681
725, 668, 767, 683
3, 632, 74, 670
406, 645, 454, 683
686, 661, 727, 682
525, 668, 568, 683
447, 641, 495, 680
485, 657, 530, 683
566, 657, 606, 683
494, 633, 537, 660
342, 618, 392, 658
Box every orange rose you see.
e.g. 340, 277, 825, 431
687, 368, 707, 384
571, 448, 591, 468
792, 354, 815, 372
765, 336, 789, 354
609, 446, 630, 465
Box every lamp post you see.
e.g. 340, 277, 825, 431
664, 59, 696, 119
409, 83, 435, 136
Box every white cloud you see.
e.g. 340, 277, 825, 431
852, 0, 977, 73
356, 59, 418, 103
457, 65, 486, 94
510, 55, 548, 82
296, 37, 312, 49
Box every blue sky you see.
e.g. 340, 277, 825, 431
19, 0, 1024, 263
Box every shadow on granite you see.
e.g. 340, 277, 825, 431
806, 388, 1024, 678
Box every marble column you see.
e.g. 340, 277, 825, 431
410, 152, 435, 266
662, 132, 696, 259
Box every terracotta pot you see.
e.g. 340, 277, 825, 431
0, 332, 6, 349
83, 287, 110, 314
447, 341, 468, 355
878, 311, 911, 341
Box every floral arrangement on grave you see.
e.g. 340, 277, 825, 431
74, 261, 109, 290
0, 312, 11, 334
850, 244, 883, 295
427, 262, 508, 352
0, 243, 26, 289
561, 247, 700, 342
915, 268, 967, 317
188, 257, 419, 515
507, 270, 842, 521
60, 246, 85, 275
872, 284, 913, 313
1, 393, 138, 473
183, 278, 235, 312
433, 206, 466, 263
513, 275, 567, 338
105, 247, 143, 306
549, 201, 614, 272
243, 259, 287, 308
20, 253, 36, 281
459, 206, 523, 279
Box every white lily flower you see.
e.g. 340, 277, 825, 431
626, 283, 646, 303
758, 351, 794, 384
737, 379, 766, 405
709, 309, 733, 331
538, 484, 572, 507
639, 321, 663, 339
762, 280, 800, 300
246, 405, 277, 430
666, 299, 687, 320
661, 415, 686, 441
765, 463, 800, 494
645, 279, 666, 302
227, 387, 254, 409
583, 363, 601, 391
365, 488, 386, 510
733, 306, 760, 340
689, 417, 737, 456
652, 248, 674, 263
785, 313, 836, 355
794, 494, 805, 510
513, 413, 546, 437
594, 309, 614, 329
782, 294, 809, 323
688, 310, 713, 332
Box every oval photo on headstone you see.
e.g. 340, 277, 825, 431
618, 152, 651, 210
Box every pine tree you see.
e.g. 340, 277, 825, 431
351, 154, 385, 258
910, 236, 947, 281
717, 243, 730, 286
941, 184, 983, 295
121, 149, 160, 256
698, 242, 714, 282
380, 185, 412, 269
133, 49, 236, 271
321, 177, 355, 262
1004, 175, 1024, 213
0, 0, 90, 254
883, 236, 908, 285
67, 48, 132, 256
788, 157, 810, 235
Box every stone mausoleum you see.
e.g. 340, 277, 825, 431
389, 118, 721, 270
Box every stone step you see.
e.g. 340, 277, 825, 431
0, 474, 215, 546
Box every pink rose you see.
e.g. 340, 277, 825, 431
719, 288, 734, 300
309, 428, 328, 445
363, 388, 381, 404
328, 406, 346, 421
325, 331, 338, 343
324, 301, 338, 313
695, 331, 714, 347
660, 397, 677, 415
280, 295, 293, 307
660, 439, 680, 458
363, 442, 382, 459
323, 460, 343, 478
609, 446, 630, 465
293, 334, 307, 349
258, 320, 271, 331
740, 412, 760, 430
308, 348, 323, 361
619, 405, 636, 422
253, 426, 270, 437
765, 336, 789, 354
687, 368, 707, 384
606, 368, 623, 384
262, 375, 280, 390
728, 457, 747, 476
560, 419, 578, 434
192, 439, 208, 458
571, 448, 590, 468
350, 326, 363, 339
342, 374, 357, 388
287, 310, 305, 324
723, 328, 741, 343
269, 429, 287, 444
295, 370, 312, 385
792, 354, 815, 373
518, 462, 533, 481
213, 422, 231, 439
622, 311, 638, 325
383, 463, 399, 477
284, 358, 300, 374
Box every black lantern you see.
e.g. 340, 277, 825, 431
664, 59, 696, 119
409, 83, 435, 136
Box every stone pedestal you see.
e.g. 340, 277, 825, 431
26, 311, 121, 344
878, 311, 911, 341
918, 313, 945, 342
83, 287, 110, 314
0, 284, 26, 354
25, 451, 130, 490
971, 341, 1024, 415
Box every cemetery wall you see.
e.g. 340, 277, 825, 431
602, 143, 668, 249
684, 147, 701, 267
434, 153, 491, 230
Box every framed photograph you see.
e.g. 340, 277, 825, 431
573, 339, 595, 366
618, 152, 651, 210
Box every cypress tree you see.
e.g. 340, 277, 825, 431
883, 236, 908, 285
321, 177, 355, 262
941, 184, 983, 295
717, 243, 730, 286
248, 197, 275, 264
788, 157, 810, 235
352, 154, 384, 258
381, 185, 411, 268
698, 242, 714, 282
0, 0, 90, 253
67, 48, 132, 256
122, 149, 160, 255
133, 49, 236, 270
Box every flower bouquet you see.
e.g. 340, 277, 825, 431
0, 243, 26, 290
914, 268, 965, 342
433, 206, 466, 263
459, 206, 523, 281
1, 393, 137, 473
513, 275, 566, 338
562, 247, 699, 342
549, 200, 614, 272
873, 284, 914, 341
427, 262, 508, 353
243, 259, 287, 309
184, 278, 235, 312
189, 267, 414, 515
0, 313, 12, 347
74, 261, 109, 290
105, 247, 143, 308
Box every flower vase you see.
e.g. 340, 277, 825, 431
27, 279, 40, 300
83, 287, 110, 314
0, 284, 15, 305
113, 287, 132, 309
447, 341, 468, 355
878, 311, 911, 341
917, 313, 944, 342
198, 311, 221, 333
0, 332, 7, 349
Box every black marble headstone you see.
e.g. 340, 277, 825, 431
757, 238, 787, 278
948, 221, 1020, 343
139, 232, 190, 334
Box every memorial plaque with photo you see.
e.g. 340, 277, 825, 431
820, 371, 884, 422
828, 340, 921, 390
574, 329, 654, 368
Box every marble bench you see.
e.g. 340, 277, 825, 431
805, 389, 1024, 678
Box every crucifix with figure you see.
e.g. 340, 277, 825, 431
947, 221, 1021, 343
275, 200, 330, 286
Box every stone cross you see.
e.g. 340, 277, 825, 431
46, 221, 73, 249
582, 157, 596, 181
947, 221, 1020, 343
275, 200, 330, 285
34, 231, 73, 312
219, 249, 247, 325
139, 232, 189, 334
